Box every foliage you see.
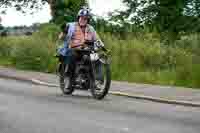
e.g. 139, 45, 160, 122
1, 24, 200, 88
51, 0, 88, 24
110, 0, 200, 35
0, 0, 88, 25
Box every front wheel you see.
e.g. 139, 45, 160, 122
91, 63, 111, 100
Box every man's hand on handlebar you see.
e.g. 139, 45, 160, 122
84, 40, 94, 46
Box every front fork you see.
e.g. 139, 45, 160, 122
89, 61, 96, 83
90, 60, 104, 84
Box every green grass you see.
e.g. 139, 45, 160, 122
0, 57, 13, 67
0, 24, 200, 89
99, 32, 200, 89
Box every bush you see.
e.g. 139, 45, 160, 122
0, 24, 200, 88
99, 32, 200, 88
0, 23, 60, 72
0, 38, 12, 57
33, 23, 60, 42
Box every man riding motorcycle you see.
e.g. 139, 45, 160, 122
57, 7, 103, 82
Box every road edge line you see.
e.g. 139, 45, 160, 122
1, 75, 200, 107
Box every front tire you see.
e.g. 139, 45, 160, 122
91, 63, 111, 100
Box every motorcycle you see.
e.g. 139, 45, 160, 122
56, 40, 111, 100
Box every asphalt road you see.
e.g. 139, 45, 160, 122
0, 78, 199, 133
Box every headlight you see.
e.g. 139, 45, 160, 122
95, 40, 104, 48
90, 53, 99, 61
94, 44, 99, 51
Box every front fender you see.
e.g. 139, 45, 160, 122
99, 56, 111, 65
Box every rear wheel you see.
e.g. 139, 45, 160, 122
59, 63, 74, 95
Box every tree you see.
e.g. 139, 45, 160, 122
110, 0, 200, 34
0, 0, 88, 24
0, 24, 3, 30
0, 16, 3, 30
51, 0, 88, 24
0, 0, 47, 13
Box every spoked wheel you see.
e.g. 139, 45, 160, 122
59, 63, 74, 95
91, 62, 111, 100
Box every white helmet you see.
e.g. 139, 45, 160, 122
77, 7, 91, 20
